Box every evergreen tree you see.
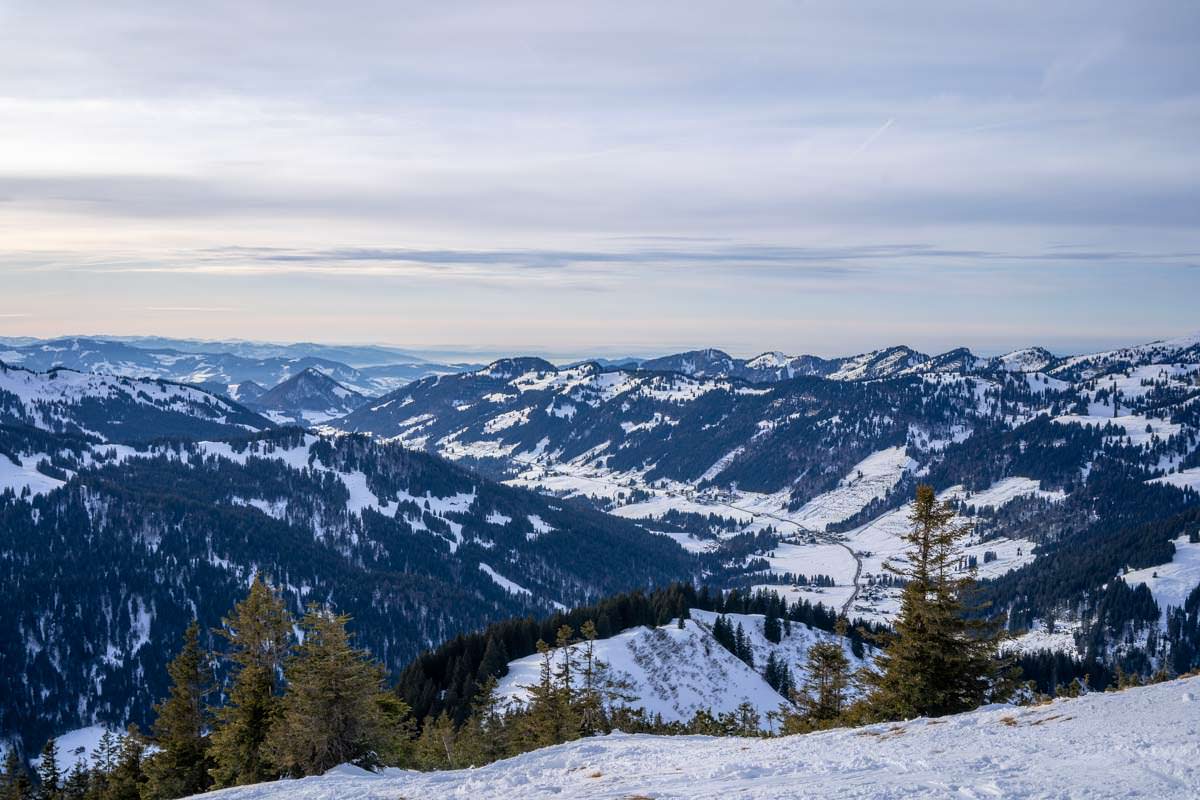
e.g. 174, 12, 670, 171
412, 713, 456, 771
476, 636, 510, 681
143, 621, 214, 799
453, 676, 510, 767
265, 607, 405, 777
862, 485, 1011, 721
35, 739, 59, 800
58, 762, 88, 800
734, 623, 754, 668
3, 750, 33, 800
86, 731, 117, 800
519, 639, 578, 749
575, 621, 604, 736
764, 609, 782, 644
103, 727, 147, 800
797, 640, 851, 725
208, 576, 294, 787
763, 651, 785, 693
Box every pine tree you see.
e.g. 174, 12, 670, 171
265, 606, 404, 777
103, 727, 147, 800
575, 620, 605, 736
454, 676, 510, 767
87, 731, 117, 800
412, 713, 456, 771
208, 576, 294, 787
143, 621, 214, 799
57, 762, 88, 800
797, 640, 851, 725
476, 636, 510, 681
3, 750, 33, 800
862, 485, 1011, 721
763, 651, 784, 693
734, 623, 754, 667
35, 739, 60, 800
519, 638, 578, 748
764, 610, 782, 644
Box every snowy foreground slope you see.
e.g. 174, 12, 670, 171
191, 676, 1200, 800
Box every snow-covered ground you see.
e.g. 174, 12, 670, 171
789, 446, 915, 530
188, 676, 1200, 800
1122, 534, 1200, 622
1151, 467, 1200, 493
0, 451, 67, 497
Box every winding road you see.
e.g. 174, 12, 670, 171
498, 450, 867, 617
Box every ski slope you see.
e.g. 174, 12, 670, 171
188, 676, 1200, 799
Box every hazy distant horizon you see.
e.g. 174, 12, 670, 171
3, 328, 1196, 366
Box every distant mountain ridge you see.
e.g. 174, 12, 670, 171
0, 336, 475, 398
638, 344, 1004, 383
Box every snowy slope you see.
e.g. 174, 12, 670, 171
0, 361, 271, 441
187, 675, 1200, 800
496, 610, 864, 727
1121, 534, 1200, 621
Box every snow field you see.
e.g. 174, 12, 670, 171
1121, 534, 1200, 623
189, 676, 1200, 799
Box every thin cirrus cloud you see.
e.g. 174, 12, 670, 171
0, 0, 1197, 352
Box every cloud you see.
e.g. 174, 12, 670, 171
0, 1, 1195, 351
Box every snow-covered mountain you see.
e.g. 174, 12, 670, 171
619, 343, 1062, 384
0, 360, 271, 442
0, 426, 702, 751
246, 368, 368, 425
332, 332, 1200, 664
0, 337, 471, 397
4, 332, 1200, 756
637, 345, 932, 382
96, 336, 431, 367
186, 675, 1200, 799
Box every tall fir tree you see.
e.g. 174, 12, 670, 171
143, 621, 215, 799
265, 607, 405, 777
862, 485, 1011, 721
34, 739, 59, 800
795, 640, 851, 727
519, 638, 578, 749
453, 676, 510, 767
476, 636, 510, 681
103, 726, 147, 800
57, 762, 88, 800
208, 576, 294, 787
87, 731, 118, 800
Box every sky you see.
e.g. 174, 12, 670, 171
0, 0, 1197, 359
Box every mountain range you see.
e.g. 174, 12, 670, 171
0, 337, 476, 398
1, 331, 1199, 754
